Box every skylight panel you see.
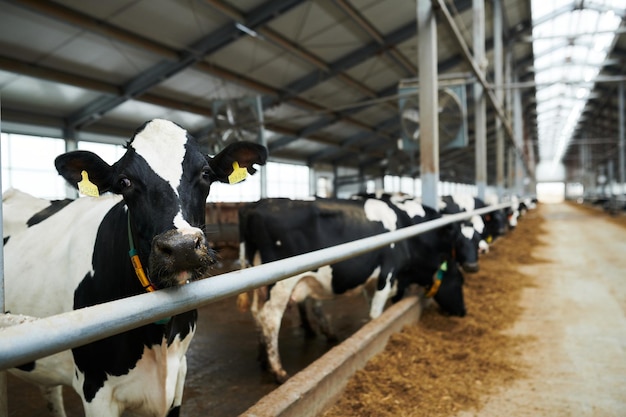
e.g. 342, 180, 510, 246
531, 0, 625, 170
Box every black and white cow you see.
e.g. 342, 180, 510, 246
2, 119, 267, 417
238, 195, 472, 383
440, 195, 508, 247
517, 196, 538, 217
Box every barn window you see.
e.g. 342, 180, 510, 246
1, 133, 66, 199
267, 162, 309, 198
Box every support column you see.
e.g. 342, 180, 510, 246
63, 128, 79, 199
256, 96, 268, 199
507, 147, 515, 190
619, 82, 625, 195
504, 44, 514, 193
513, 74, 524, 194
309, 165, 316, 197
579, 140, 586, 192
473, 0, 487, 200
0, 92, 7, 417
332, 165, 339, 198
417, 0, 439, 208
493, 0, 504, 201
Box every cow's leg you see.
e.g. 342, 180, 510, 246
39, 385, 67, 417
167, 406, 181, 417
167, 355, 187, 417
81, 388, 121, 417
309, 300, 337, 342
253, 277, 301, 384
82, 401, 121, 417
297, 299, 317, 338
369, 271, 396, 319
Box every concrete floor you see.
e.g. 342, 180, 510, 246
456, 203, 626, 417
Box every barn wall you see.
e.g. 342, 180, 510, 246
205, 202, 246, 254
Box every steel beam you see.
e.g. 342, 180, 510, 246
65, 0, 305, 129
473, 0, 487, 199
435, 0, 532, 179
417, 0, 439, 208
513, 73, 525, 192
0, 93, 6, 417
494, 0, 505, 200
617, 81, 626, 194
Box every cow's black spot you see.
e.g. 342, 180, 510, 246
27, 199, 73, 227
167, 405, 181, 417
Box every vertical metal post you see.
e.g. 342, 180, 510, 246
309, 165, 316, 196
332, 165, 339, 198
584, 142, 590, 193
493, 0, 504, 201
358, 166, 366, 193
579, 140, 585, 188
417, 0, 439, 209
513, 73, 524, 194
619, 81, 625, 195
473, 0, 487, 200
505, 49, 513, 122
608, 160, 615, 196
63, 127, 79, 199
507, 147, 515, 190
504, 47, 513, 192
256, 96, 268, 199
526, 130, 536, 194
0, 91, 7, 417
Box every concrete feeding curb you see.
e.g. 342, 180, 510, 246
240, 295, 425, 417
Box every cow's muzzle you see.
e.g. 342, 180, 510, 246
461, 262, 479, 273
150, 228, 215, 287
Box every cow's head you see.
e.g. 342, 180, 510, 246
482, 210, 507, 242
55, 119, 267, 289
506, 206, 519, 229
434, 214, 480, 275
455, 221, 480, 273
431, 259, 466, 317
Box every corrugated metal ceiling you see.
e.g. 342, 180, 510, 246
0, 0, 624, 189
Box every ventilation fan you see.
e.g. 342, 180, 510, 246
398, 83, 468, 152
211, 97, 262, 148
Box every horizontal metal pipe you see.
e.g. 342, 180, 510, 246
0, 203, 510, 371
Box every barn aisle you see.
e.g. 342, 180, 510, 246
456, 202, 626, 417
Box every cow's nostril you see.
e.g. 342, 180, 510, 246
157, 241, 173, 256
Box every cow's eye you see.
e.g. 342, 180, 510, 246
119, 177, 132, 189
201, 166, 212, 180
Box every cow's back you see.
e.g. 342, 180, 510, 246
241, 198, 386, 264
4, 194, 122, 318
2, 188, 52, 239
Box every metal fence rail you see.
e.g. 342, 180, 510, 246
0, 203, 511, 371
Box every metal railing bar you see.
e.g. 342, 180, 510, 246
0, 203, 511, 371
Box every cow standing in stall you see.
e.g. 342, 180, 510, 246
2, 119, 267, 417
238, 195, 476, 383
440, 195, 509, 249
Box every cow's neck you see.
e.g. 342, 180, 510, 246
74, 203, 152, 309
127, 212, 157, 293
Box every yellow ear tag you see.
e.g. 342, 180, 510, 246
228, 161, 248, 184
78, 170, 100, 197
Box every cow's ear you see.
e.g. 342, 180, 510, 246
55, 151, 115, 194
208, 142, 268, 184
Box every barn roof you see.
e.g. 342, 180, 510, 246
0, 0, 624, 188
